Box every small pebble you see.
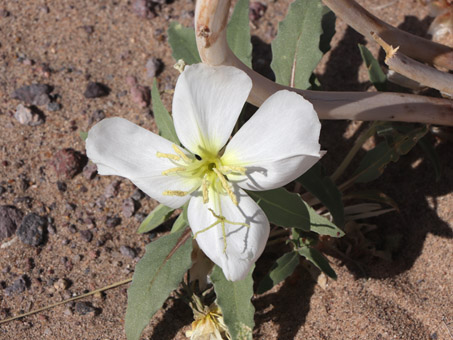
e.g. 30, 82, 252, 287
75, 301, 99, 316
80, 229, 93, 243
16, 213, 47, 246
249, 2, 267, 21
57, 181, 67, 192
82, 162, 97, 180
47, 102, 61, 112
11, 84, 52, 105
84, 82, 110, 98
131, 188, 145, 201
105, 215, 121, 228
14, 104, 44, 126
122, 198, 137, 218
126, 76, 150, 108
5, 275, 29, 296
132, 0, 157, 19
145, 57, 163, 78
88, 109, 105, 125
52, 148, 87, 179
0, 205, 23, 241
120, 245, 137, 258
104, 180, 121, 198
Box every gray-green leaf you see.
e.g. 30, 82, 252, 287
167, 22, 201, 65
358, 44, 387, 91
171, 205, 189, 233
151, 79, 180, 144
137, 204, 175, 234
211, 265, 255, 340
248, 188, 344, 237
125, 229, 192, 340
257, 251, 300, 294
299, 245, 336, 279
271, 0, 324, 89
227, 0, 252, 67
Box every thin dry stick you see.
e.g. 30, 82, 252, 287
0, 278, 132, 325
372, 32, 453, 96
322, 0, 453, 70
195, 0, 453, 126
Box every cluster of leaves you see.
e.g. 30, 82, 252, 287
125, 0, 440, 339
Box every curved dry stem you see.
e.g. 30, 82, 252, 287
322, 0, 453, 70
372, 33, 453, 96
195, 0, 453, 126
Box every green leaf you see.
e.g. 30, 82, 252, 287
343, 190, 399, 212
297, 163, 344, 227
167, 22, 201, 65
151, 79, 180, 144
227, 0, 252, 67
125, 229, 193, 340
79, 131, 88, 141
358, 44, 387, 91
271, 0, 324, 89
298, 245, 336, 279
257, 251, 300, 294
353, 125, 428, 183
248, 188, 344, 237
319, 7, 336, 54
171, 205, 189, 233
137, 204, 175, 234
211, 265, 255, 340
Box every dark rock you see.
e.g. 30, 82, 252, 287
0, 205, 23, 240
75, 301, 99, 316
120, 245, 137, 258
105, 215, 121, 228
104, 180, 121, 198
52, 148, 87, 179
84, 82, 110, 98
56, 181, 67, 192
47, 102, 62, 112
68, 224, 77, 234
80, 229, 93, 242
4, 275, 29, 296
11, 84, 52, 105
249, 2, 267, 21
122, 198, 137, 218
145, 57, 163, 78
16, 213, 47, 246
0, 186, 5, 195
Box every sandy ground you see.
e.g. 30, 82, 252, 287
0, 0, 452, 339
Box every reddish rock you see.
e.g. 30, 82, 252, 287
52, 148, 87, 179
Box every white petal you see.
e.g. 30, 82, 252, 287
86, 117, 200, 208
222, 90, 322, 191
172, 64, 252, 156
188, 187, 269, 281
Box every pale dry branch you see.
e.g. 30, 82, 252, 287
194, 0, 453, 126
372, 32, 453, 96
322, 0, 453, 70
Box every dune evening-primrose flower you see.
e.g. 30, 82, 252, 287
86, 63, 322, 281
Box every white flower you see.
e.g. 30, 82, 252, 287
86, 63, 322, 281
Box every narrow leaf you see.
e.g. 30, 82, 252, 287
298, 246, 336, 279
167, 22, 201, 65
358, 44, 387, 91
271, 0, 324, 89
353, 125, 428, 183
151, 79, 180, 144
125, 229, 193, 340
297, 163, 344, 227
248, 188, 344, 237
211, 265, 255, 340
343, 190, 399, 212
257, 251, 300, 294
137, 204, 175, 234
227, 0, 252, 67
171, 206, 188, 233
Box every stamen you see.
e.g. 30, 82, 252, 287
163, 190, 189, 197
220, 165, 247, 175
172, 144, 191, 163
202, 177, 209, 204
161, 166, 186, 175
156, 152, 180, 161
213, 168, 238, 205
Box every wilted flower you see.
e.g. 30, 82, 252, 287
86, 63, 322, 281
186, 300, 230, 340
424, 0, 453, 46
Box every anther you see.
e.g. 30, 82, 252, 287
195, 154, 202, 161
172, 144, 190, 163
202, 177, 209, 204
213, 168, 238, 205
161, 167, 186, 175
163, 190, 188, 197
156, 152, 180, 161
